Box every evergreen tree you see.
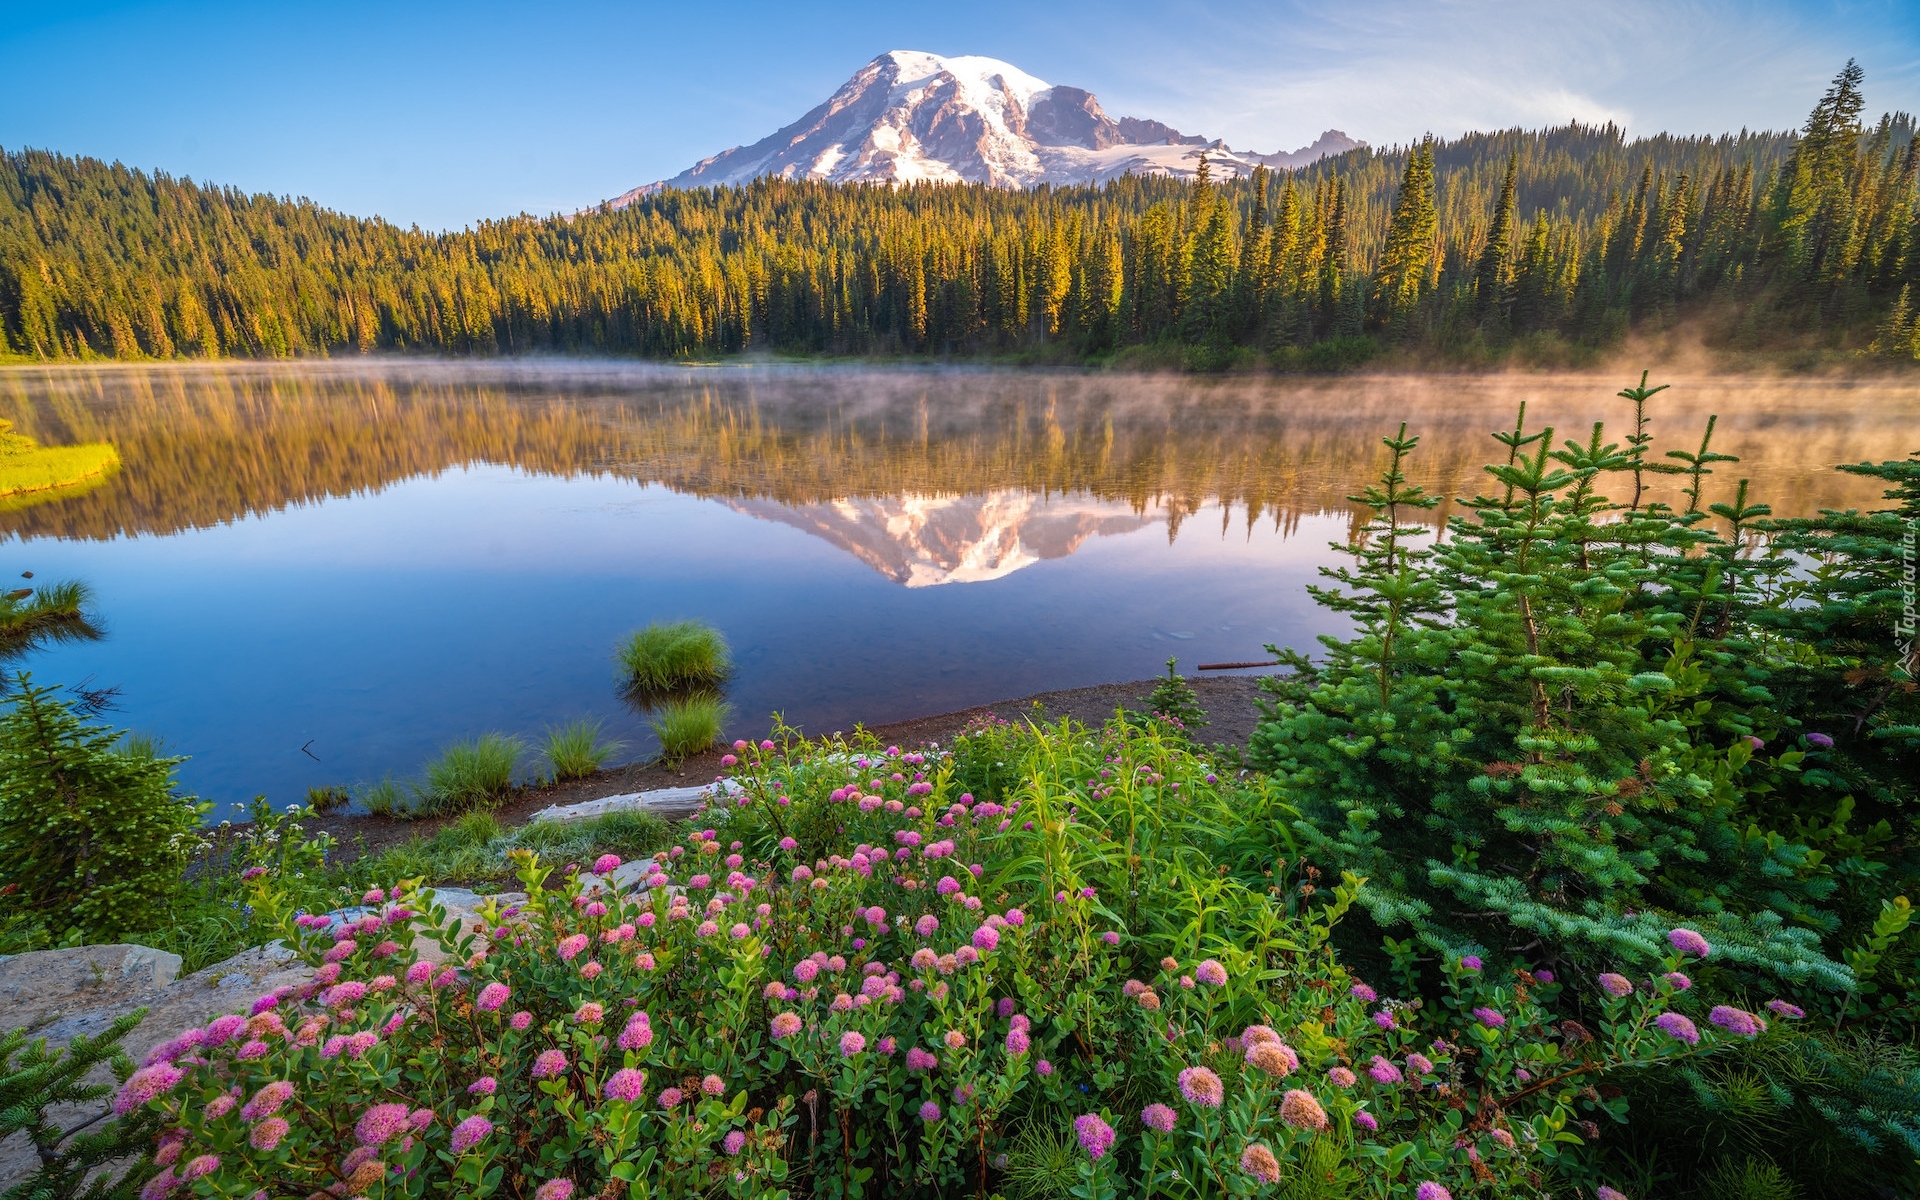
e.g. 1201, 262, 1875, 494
0, 678, 200, 941
1248, 389, 1860, 987
1474, 156, 1519, 329
1369, 139, 1438, 334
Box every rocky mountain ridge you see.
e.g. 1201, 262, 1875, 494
611, 50, 1361, 203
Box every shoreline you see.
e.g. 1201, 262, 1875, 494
302, 673, 1273, 862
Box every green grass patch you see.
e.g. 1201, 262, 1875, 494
419, 733, 524, 815
615, 620, 730, 696
650, 695, 727, 763
542, 719, 622, 782
0, 421, 120, 502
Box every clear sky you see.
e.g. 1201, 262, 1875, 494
3, 0, 1916, 231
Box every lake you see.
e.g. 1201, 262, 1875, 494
1, 361, 1912, 816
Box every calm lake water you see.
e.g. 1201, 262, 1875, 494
1, 362, 1913, 816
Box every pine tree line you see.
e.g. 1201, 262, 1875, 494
0, 63, 1912, 365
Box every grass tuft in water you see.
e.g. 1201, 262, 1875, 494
359, 777, 411, 818
420, 733, 524, 814
543, 719, 622, 782
650, 696, 728, 763
616, 620, 730, 696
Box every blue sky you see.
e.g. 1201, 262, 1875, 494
3, 0, 1916, 230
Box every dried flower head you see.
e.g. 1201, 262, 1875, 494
1278, 1089, 1329, 1131
1240, 1142, 1282, 1184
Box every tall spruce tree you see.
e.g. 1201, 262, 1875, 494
1474, 156, 1519, 328
1369, 139, 1438, 334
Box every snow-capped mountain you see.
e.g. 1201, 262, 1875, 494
611, 51, 1361, 203
726, 491, 1156, 587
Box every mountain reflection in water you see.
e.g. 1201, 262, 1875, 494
0, 362, 1911, 812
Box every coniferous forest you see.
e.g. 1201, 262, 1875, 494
1, 62, 1916, 367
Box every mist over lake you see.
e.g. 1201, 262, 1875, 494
1, 361, 1911, 815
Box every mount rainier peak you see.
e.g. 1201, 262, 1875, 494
610, 51, 1360, 203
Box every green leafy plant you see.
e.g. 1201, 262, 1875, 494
123, 718, 1761, 1200
1, 1010, 159, 1200
0, 676, 201, 944
616, 620, 731, 696
542, 719, 623, 782
650, 695, 727, 763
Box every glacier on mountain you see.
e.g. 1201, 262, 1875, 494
610, 50, 1361, 204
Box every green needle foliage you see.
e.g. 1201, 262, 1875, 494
616, 620, 731, 697
1130, 657, 1208, 741
1, 1011, 160, 1200
0, 677, 200, 942
650, 695, 728, 763
419, 733, 524, 815
1250, 381, 1917, 997
542, 718, 623, 782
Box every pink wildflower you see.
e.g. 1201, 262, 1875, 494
840, 1031, 867, 1056
240, 1081, 293, 1121
1073, 1114, 1115, 1159
476, 982, 510, 1011
1177, 1066, 1224, 1107
1668, 928, 1712, 958
356, 1103, 410, 1146
770, 1012, 803, 1039
1354, 1109, 1379, 1132
1598, 973, 1633, 998
114, 1065, 183, 1115
450, 1116, 492, 1154
1246, 1042, 1298, 1077
573, 1002, 605, 1024
510, 1011, 533, 1031
605, 1068, 647, 1102
1765, 999, 1805, 1019
534, 1181, 573, 1200
1709, 1006, 1766, 1036
701, 1074, 725, 1096
1141, 1103, 1177, 1133
557, 934, 590, 960
1472, 1007, 1506, 1028
919, 1101, 942, 1122
1194, 959, 1228, 985
1655, 1012, 1701, 1045
249, 1117, 289, 1151
1369, 1056, 1403, 1084
1327, 1067, 1357, 1087
468, 1077, 497, 1095
532, 1050, 569, 1079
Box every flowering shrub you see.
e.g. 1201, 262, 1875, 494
121, 720, 1793, 1198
